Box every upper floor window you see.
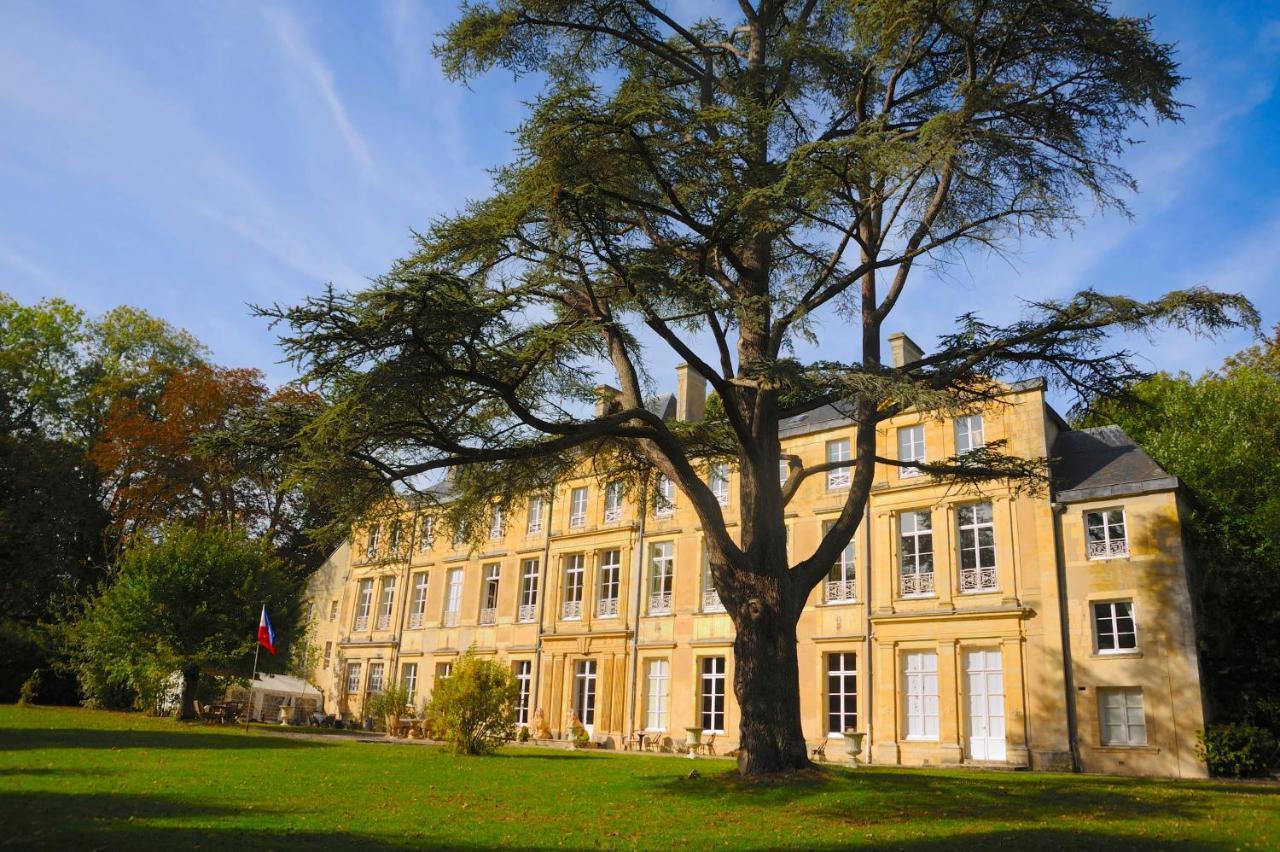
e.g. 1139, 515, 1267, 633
388, 520, 403, 555
604, 482, 623, 523
701, 544, 725, 613
562, 554, 584, 620
328, 600, 338, 622
1086, 509, 1128, 559
419, 515, 436, 550
1098, 687, 1147, 746
778, 459, 789, 485
451, 521, 467, 550
826, 439, 851, 489
354, 579, 374, 631
408, 572, 428, 629
897, 425, 925, 477
489, 505, 504, 540
376, 578, 396, 630
443, 568, 463, 627
709, 463, 730, 506
655, 475, 675, 518
480, 564, 500, 625
955, 415, 985, 455
957, 502, 997, 593
519, 558, 539, 623
569, 487, 588, 528
598, 549, 621, 617
1093, 601, 1138, 654
648, 541, 674, 614
365, 524, 380, 559
526, 496, 543, 535
322, 641, 332, 670
899, 510, 934, 597
823, 520, 856, 603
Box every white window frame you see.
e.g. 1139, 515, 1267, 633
1086, 508, 1129, 559
401, 663, 418, 704
489, 505, 504, 540
701, 543, 724, 612
645, 658, 670, 732
376, 577, 396, 630
480, 563, 500, 625
344, 662, 361, 694
365, 524, 380, 559
409, 572, 428, 629
322, 641, 332, 670
419, 515, 435, 550
898, 510, 935, 597
527, 496, 543, 535
827, 652, 858, 736
328, 600, 338, 622
955, 414, 984, 455
957, 502, 997, 593
709, 463, 730, 506
826, 439, 851, 489
435, 661, 453, 681
597, 549, 620, 617
1093, 600, 1138, 654
518, 558, 539, 623
648, 541, 674, 615
366, 661, 385, 695
562, 554, 584, 620
388, 520, 403, 555
897, 425, 926, 477
700, 656, 726, 734
1098, 687, 1147, 746
778, 458, 789, 485
603, 481, 623, 523
354, 579, 374, 631
569, 486, 588, 528
514, 660, 532, 726
903, 651, 939, 740
443, 568, 463, 627
822, 519, 856, 603
655, 475, 675, 518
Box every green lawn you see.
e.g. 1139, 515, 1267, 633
1, 706, 1276, 850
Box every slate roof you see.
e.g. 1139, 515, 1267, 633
1051, 425, 1178, 503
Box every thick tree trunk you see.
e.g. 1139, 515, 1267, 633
733, 595, 811, 775
177, 665, 200, 720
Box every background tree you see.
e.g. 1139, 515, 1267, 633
426, 649, 519, 755
263, 1, 1255, 774
1089, 327, 1280, 740
71, 524, 299, 719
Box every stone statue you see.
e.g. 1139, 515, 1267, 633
532, 707, 552, 739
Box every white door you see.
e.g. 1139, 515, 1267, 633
574, 660, 597, 736
965, 650, 1006, 761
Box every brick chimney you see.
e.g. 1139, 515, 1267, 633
887, 332, 924, 369
593, 384, 621, 417
675, 364, 705, 422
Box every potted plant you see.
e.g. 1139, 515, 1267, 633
684, 726, 703, 758
842, 729, 865, 765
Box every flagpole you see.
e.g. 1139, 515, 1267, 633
245, 602, 264, 733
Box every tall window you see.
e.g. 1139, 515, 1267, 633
514, 660, 532, 726
322, 642, 332, 670
328, 600, 338, 621
367, 662, 385, 694
435, 661, 453, 681
955, 415, 984, 454
778, 459, 789, 485
354, 579, 374, 631
389, 520, 403, 555
569, 487, 588, 528
823, 520, 856, 603
655, 475, 675, 518
1086, 509, 1128, 559
899, 510, 935, 596
443, 569, 463, 627
562, 554, 584, 620
827, 653, 858, 735
897, 424, 925, 477
1099, 687, 1147, 746
826, 439, 851, 489
527, 496, 544, 534
604, 481, 623, 523
1093, 601, 1138, 654
344, 662, 361, 693
957, 502, 997, 592
709, 463, 730, 505
598, 549, 620, 617
700, 657, 726, 733
480, 564, 500, 625
408, 572, 428, 629
401, 663, 418, 704
646, 659, 670, 731
519, 558, 539, 622
451, 521, 467, 549
648, 541, 674, 615
574, 660, 597, 726
365, 524, 380, 559
376, 578, 396, 630
701, 543, 724, 612
489, 505, 504, 540
419, 515, 435, 550
903, 651, 939, 740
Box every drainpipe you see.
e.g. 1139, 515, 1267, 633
625, 473, 650, 737
863, 500, 873, 764
1050, 500, 1081, 772
531, 490, 555, 722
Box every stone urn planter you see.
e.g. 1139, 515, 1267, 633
842, 729, 865, 766
684, 726, 703, 758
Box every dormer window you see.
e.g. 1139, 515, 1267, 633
1085, 509, 1128, 559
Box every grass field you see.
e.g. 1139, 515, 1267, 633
1, 705, 1277, 850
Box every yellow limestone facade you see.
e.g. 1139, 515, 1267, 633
302, 348, 1208, 778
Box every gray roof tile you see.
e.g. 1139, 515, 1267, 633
1052, 425, 1177, 502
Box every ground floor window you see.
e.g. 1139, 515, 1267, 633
435, 661, 453, 682
826, 652, 857, 736
514, 660, 531, 726
700, 657, 726, 734
367, 661, 385, 694
1098, 687, 1147, 746
645, 659, 669, 731
904, 651, 939, 740
574, 659, 597, 727
344, 662, 361, 694
401, 663, 418, 704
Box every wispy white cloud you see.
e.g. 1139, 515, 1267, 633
262, 6, 378, 178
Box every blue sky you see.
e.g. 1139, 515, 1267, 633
1, 1, 1278, 403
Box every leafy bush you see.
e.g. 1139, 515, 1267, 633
517, 725, 530, 743
365, 685, 412, 732
1197, 723, 1279, 778
424, 649, 518, 755
571, 722, 590, 749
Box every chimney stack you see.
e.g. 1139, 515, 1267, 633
887, 332, 925, 369
593, 384, 621, 417
675, 364, 705, 422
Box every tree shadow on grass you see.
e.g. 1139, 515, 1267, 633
0, 767, 117, 777
0, 727, 332, 751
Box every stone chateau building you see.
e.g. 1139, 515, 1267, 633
302, 333, 1208, 778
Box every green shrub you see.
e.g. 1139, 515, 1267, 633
365, 685, 412, 733
517, 725, 530, 743
1197, 723, 1279, 778
425, 649, 518, 755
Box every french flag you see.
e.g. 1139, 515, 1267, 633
257, 606, 277, 655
